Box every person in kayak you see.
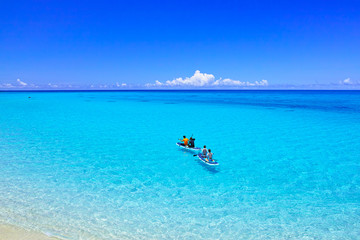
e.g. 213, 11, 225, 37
202, 145, 208, 156
180, 136, 189, 146
188, 137, 195, 148
207, 149, 214, 162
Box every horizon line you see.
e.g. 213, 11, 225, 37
1, 89, 360, 92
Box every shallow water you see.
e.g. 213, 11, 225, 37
1, 90, 360, 239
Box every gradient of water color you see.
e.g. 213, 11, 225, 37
1, 90, 360, 239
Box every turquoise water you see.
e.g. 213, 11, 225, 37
1, 90, 360, 239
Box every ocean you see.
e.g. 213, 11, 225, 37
1, 90, 360, 239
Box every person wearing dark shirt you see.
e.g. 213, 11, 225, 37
188, 137, 195, 148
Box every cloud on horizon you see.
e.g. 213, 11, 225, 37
0, 80, 130, 90
213, 78, 268, 87
1, 76, 360, 90
339, 78, 359, 85
145, 70, 269, 88
146, 70, 215, 87
0, 83, 14, 88
17, 78, 27, 86
116, 82, 127, 87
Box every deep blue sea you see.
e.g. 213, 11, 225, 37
1, 90, 360, 239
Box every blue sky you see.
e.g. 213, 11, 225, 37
1, 0, 359, 89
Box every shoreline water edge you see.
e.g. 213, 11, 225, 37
0, 223, 60, 240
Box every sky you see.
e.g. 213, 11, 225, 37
0, 0, 359, 89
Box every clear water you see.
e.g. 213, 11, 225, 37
1, 90, 360, 239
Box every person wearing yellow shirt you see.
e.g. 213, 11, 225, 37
179, 136, 189, 146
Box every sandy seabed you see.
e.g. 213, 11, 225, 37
0, 224, 60, 240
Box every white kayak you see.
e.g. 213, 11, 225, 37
197, 153, 219, 166
176, 142, 201, 151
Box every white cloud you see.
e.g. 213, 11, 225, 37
165, 70, 215, 86
0, 83, 14, 88
17, 78, 27, 86
147, 70, 215, 87
340, 78, 353, 85
338, 78, 360, 86
213, 78, 268, 87
116, 82, 127, 87
48, 83, 58, 88
256, 80, 269, 86
0, 80, 40, 89
146, 70, 269, 88
145, 80, 163, 87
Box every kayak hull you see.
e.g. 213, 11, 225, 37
176, 142, 201, 151
197, 153, 219, 166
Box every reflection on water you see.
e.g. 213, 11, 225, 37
177, 148, 220, 174
193, 158, 220, 174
